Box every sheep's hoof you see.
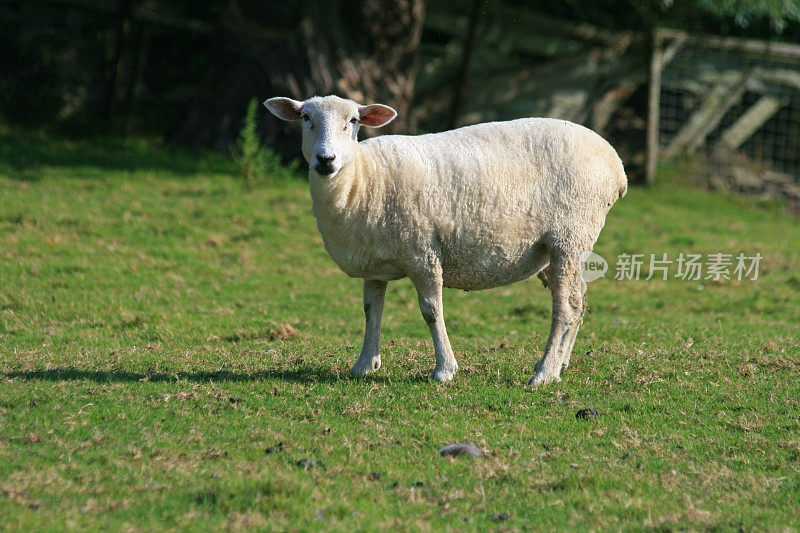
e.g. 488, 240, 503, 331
351, 355, 381, 376
525, 371, 562, 387
431, 366, 457, 383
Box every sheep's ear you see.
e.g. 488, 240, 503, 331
264, 97, 303, 121
358, 104, 397, 128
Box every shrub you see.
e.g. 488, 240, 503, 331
231, 98, 298, 188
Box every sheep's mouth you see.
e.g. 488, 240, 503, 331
314, 164, 337, 177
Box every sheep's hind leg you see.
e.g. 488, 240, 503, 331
414, 277, 458, 382
559, 277, 587, 369
351, 279, 388, 375
527, 256, 582, 387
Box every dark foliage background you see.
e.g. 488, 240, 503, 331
2, 0, 798, 175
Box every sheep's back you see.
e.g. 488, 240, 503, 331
358, 119, 626, 288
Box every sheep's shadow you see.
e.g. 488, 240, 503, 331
3, 366, 402, 385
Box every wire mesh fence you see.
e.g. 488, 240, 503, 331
649, 29, 800, 200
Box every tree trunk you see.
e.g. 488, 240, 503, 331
105, 0, 134, 121
304, 0, 425, 135
448, 0, 483, 130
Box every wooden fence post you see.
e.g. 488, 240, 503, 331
645, 30, 664, 184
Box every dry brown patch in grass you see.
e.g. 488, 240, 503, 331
226, 512, 268, 530
755, 352, 800, 372
270, 324, 299, 341
644, 505, 714, 529
619, 425, 642, 449
737, 363, 757, 377
1, 349, 45, 369
777, 436, 800, 452
344, 401, 369, 417
161, 391, 198, 402
393, 483, 434, 505
81, 497, 131, 514
237, 248, 253, 266
632, 371, 667, 387
684, 506, 713, 523
202, 447, 228, 459
0, 486, 39, 510
753, 339, 800, 372
761, 340, 779, 352
658, 469, 680, 491
735, 413, 762, 433
2, 465, 73, 507
117, 522, 148, 533
205, 234, 226, 247
22, 432, 42, 443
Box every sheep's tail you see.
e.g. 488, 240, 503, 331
618, 178, 628, 199
614, 155, 628, 200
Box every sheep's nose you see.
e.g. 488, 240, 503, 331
317, 154, 335, 164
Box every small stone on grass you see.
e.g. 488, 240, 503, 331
265, 442, 284, 454
575, 408, 599, 420
439, 442, 483, 457
297, 458, 316, 469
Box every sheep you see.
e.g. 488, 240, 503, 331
264, 95, 626, 386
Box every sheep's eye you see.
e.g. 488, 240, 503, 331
301, 114, 310, 121
350, 117, 358, 124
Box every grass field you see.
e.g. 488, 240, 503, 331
1, 132, 799, 531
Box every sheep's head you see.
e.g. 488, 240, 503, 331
264, 95, 396, 178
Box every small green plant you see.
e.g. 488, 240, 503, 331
231, 98, 297, 188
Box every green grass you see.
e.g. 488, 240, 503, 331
1, 132, 799, 531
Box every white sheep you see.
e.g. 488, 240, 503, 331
265, 95, 626, 386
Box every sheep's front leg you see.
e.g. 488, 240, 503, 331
351, 279, 387, 375
414, 279, 458, 382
